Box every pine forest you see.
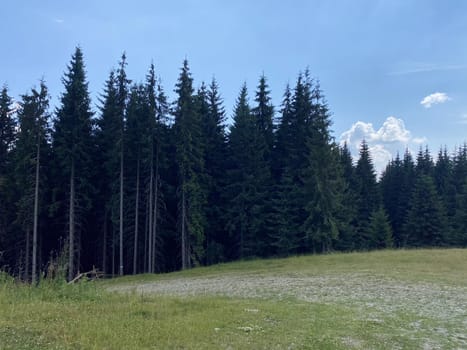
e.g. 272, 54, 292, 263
1, 47, 466, 281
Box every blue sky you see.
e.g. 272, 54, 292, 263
2, 0, 467, 171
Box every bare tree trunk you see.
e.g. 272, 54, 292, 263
68, 160, 75, 281
152, 154, 159, 273
102, 211, 107, 274
25, 226, 30, 281
181, 186, 186, 270
112, 232, 115, 277
143, 194, 149, 273
148, 155, 154, 273
119, 147, 124, 276
32, 139, 40, 284
133, 157, 140, 275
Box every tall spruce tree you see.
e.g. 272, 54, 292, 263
354, 140, 380, 249
0, 86, 16, 269
116, 53, 130, 275
226, 84, 271, 258
252, 75, 275, 155
403, 175, 446, 246
14, 81, 50, 282
173, 60, 206, 269
199, 78, 228, 264
335, 142, 358, 251
52, 47, 94, 280
302, 82, 343, 253
96, 70, 118, 275
451, 145, 467, 245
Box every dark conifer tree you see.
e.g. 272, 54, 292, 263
226, 84, 271, 258
252, 75, 275, 155
173, 60, 206, 269
366, 207, 393, 249
96, 70, 119, 275
335, 142, 358, 251
199, 78, 228, 264
0, 86, 16, 269
403, 175, 446, 246
13, 82, 50, 282
52, 47, 94, 280
302, 82, 343, 252
354, 140, 380, 249
451, 145, 467, 245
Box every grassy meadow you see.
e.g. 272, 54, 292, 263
1, 249, 466, 349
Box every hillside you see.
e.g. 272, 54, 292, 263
1, 249, 467, 349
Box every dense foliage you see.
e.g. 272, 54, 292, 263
1, 47, 466, 280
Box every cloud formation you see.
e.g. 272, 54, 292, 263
53, 18, 65, 24
388, 62, 467, 76
340, 116, 426, 174
420, 92, 450, 108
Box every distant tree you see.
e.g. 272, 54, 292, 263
415, 146, 434, 177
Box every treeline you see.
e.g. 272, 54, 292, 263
0, 47, 466, 281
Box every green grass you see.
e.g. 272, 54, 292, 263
1, 249, 466, 349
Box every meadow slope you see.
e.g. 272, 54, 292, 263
1, 249, 467, 349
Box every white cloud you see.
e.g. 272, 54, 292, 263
420, 92, 451, 108
340, 116, 426, 174
388, 62, 467, 76
54, 18, 65, 24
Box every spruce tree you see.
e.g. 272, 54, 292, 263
14, 81, 50, 282
252, 74, 275, 155
0, 86, 16, 269
366, 207, 393, 249
52, 47, 94, 280
335, 142, 358, 251
116, 53, 130, 275
451, 145, 467, 245
354, 140, 380, 249
302, 82, 343, 252
226, 84, 271, 258
173, 59, 206, 268
403, 175, 446, 246
96, 70, 119, 275
199, 78, 228, 264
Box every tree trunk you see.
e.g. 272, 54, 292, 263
152, 152, 159, 273
143, 194, 149, 273
25, 226, 30, 281
68, 160, 75, 281
119, 147, 124, 276
181, 185, 187, 270
148, 154, 154, 273
32, 138, 40, 284
102, 211, 107, 274
133, 157, 140, 275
